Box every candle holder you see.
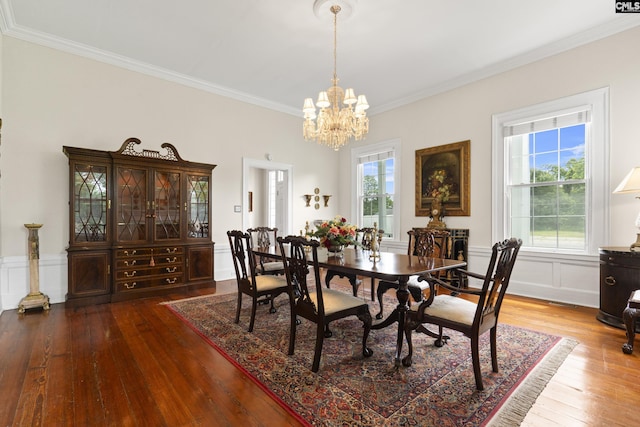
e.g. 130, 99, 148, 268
303, 194, 312, 207
369, 222, 381, 262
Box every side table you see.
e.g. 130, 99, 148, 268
598, 247, 640, 331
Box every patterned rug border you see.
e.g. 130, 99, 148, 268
164, 293, 577, 426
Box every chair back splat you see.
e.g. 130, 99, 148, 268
277, 235, 373, 372
476, 238, 521, 325
376, 228, 450, 319
247, 227, 285, 276
403, 237, 522, 391
227, 230, 290, 333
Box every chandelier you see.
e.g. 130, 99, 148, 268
302, 4, 369, 151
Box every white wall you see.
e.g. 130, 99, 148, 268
0, 36, 343, 310
345, 26, 640, 307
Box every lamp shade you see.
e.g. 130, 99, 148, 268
614, 167, 640, 194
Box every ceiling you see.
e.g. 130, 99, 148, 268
1, 0, 638, 116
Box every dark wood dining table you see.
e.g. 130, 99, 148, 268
254, 245, 466, 367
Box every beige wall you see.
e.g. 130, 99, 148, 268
0, 37, 344, 256
0, 36, 344, 308
1, 26, 639, 309
349, 25, 640, 250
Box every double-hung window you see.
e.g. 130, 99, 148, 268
492, 88, 609, 255
351, 140, 401, 240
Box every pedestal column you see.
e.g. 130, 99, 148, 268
18, 223, 50, 313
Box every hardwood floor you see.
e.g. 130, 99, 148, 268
0, 279, 638, 426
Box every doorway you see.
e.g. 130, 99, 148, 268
242, 158, 293, 235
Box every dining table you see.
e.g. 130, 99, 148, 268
253, 244, 466, 367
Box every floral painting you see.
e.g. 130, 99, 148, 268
415, 140, 470, 217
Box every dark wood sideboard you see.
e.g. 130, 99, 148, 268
63, 138, 217, 307
598, 247, 640, 332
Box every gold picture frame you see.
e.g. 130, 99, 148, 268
415, 140, 470, 217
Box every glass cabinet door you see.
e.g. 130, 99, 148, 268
187, 174, 210, 239
154, 170, 181, 240
72, 163, 109, 244
116, 166, 148, 242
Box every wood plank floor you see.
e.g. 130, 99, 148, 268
0, 279, 638, 426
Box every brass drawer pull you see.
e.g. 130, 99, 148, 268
166, 257, 177, 263
124, 282, 137, 289
124, 260, 137, 266
166, 267, 177, 273
166, 278, 177, 284
124, 271, 137, 278
166, 247, 178, 254
124, 250, 137, 256
604, 276, 616, 286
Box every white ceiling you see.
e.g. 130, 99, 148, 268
1, 0, 638, 116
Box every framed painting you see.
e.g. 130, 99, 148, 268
415, 140, 470, 217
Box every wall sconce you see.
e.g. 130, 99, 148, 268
303, 194, 312, 207
614, 166, 640, 251
323, 195, 331, 207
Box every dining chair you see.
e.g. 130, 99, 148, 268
403, 237, 522, 390
376, 228, 450, 319
227, 230, 292, 332
324, 227, 383, 299
247, 227, 285, 276
277, 235, 373, 372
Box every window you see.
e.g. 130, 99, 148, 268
492, 88, 609, 255
351, 140, 401, 240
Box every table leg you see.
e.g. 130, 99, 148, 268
371, 277, 410, 366
394, 278, 410, 367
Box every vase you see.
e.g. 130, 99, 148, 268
327, 243, 344, 255
428, 197, 446, 229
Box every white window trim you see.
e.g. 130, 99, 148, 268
491, 87, 609, 257
351, 139, 401, 240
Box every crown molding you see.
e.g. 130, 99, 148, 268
369, 16, 640, 116
2, 1, 638, 119
0, 1, 301, 117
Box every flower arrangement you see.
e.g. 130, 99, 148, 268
309, 215, 359, 249
427, 169, 451, 202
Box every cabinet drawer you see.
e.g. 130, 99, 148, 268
115, 274, 184, 292
115, 264, 183, 280
115, 246, 183, 259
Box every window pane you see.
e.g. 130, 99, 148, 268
558, 216, 586, 250
533, 153, 558, 182
510, 186, 530, 218
560, 124, 585, 151
532, 185, 558, 216
558, 183, 585, 215
532, 217, 558, 248
534, 129, 558, 153
359, 157, 394, 238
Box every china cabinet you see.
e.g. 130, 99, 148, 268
64, 138, 216, 307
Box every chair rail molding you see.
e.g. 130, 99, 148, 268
467, 246, 599, 308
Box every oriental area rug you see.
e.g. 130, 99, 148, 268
164, 290, 577, 426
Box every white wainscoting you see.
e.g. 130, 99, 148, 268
0, 244, 239, 314
0, 254, 68, 313
3, 244, 597, 314
380, 240, 599, 308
